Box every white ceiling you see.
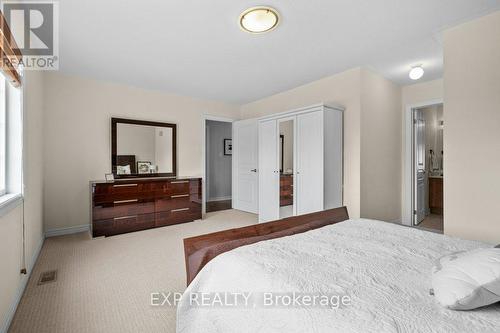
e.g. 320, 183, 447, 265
59, 0, 500, 104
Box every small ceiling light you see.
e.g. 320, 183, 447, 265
239, 7, 279, 34
409, 66, 424, 80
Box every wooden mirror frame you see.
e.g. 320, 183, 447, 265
111, 117, 177, 178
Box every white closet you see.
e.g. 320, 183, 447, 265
258, 104, 344, 222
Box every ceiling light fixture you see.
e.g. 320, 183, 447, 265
409, 66, 424, 80
239, 7, 280, 34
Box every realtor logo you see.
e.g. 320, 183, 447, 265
2, 1, 59, 70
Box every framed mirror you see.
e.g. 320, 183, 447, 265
111, 118, 177, 178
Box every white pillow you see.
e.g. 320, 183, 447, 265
432, 248, 500, 310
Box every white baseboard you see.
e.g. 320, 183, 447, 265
207, 196, 231, 202
1, 236, 44, 333
45, 224, 90, 238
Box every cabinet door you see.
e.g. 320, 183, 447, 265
296, 111, 324, 215
258, 119, 280, 222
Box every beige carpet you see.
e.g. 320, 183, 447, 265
9, 209, 257, 333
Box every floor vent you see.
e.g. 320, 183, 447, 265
38, 270, 57, 285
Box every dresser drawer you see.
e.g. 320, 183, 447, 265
155, 205, 201, 227
155, 194, 194, 212
94, 182, 156, 195
93, 182, 156, 204
154, 180, 192, 196
168, 180, 191, 195
93, 199, 155, 220
92, 213, 155, 237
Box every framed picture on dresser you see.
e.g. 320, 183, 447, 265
137, 161, 152, 174
224, 139, 232, 155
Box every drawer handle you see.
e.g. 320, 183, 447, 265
114, 215, 137, 220
113, 184, 138, 188
171, 208, 190, 213
171, 194, 189, 198
171, 181, 189, 184
114, 199, 139, 204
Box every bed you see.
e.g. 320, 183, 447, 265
178, 207, 500, 333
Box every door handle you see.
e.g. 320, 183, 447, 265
171, 180, 189, 184
250, 169, 257, 172
113, 215, 137, 221
114, 199, 139, 204
171, 208, 190, 213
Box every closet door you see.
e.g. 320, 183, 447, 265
258, 120, 279, 222
232, 119, 259, 214
296, 111, 324, 215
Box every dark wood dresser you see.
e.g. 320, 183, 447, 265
280, 174, 293, 206
429, 177, 443, 215
90, 178, 201, 237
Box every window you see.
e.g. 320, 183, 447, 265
0, 78, 5, 195
0, 71, 23, 214
0, 8, 24, 214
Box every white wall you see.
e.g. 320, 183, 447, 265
0, 71, 45, 333
206, 120, 232, 201
43, 73, 239, 231
402, 79, 444, 107
360, 69, 402, 222
444, 11, 500, 244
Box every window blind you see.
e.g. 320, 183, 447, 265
0, 11, 22, 87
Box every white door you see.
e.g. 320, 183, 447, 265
258, 119, 280, 222
232, 119, 258, 214
296, 111, 324, 215
414, 109, 426, 225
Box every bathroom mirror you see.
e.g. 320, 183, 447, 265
111, 118, 177, 178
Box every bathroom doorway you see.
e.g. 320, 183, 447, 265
412, 103, 444, 232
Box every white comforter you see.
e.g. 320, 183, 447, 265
177, 219, 500, 333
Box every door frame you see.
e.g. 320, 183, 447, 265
201, 115, 236, 217
403, 99, 443, 226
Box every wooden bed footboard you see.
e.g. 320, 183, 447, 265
183, 207, 349, 285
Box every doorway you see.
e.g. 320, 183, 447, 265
412, 103, 444, 232
205, 119, 233, 213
